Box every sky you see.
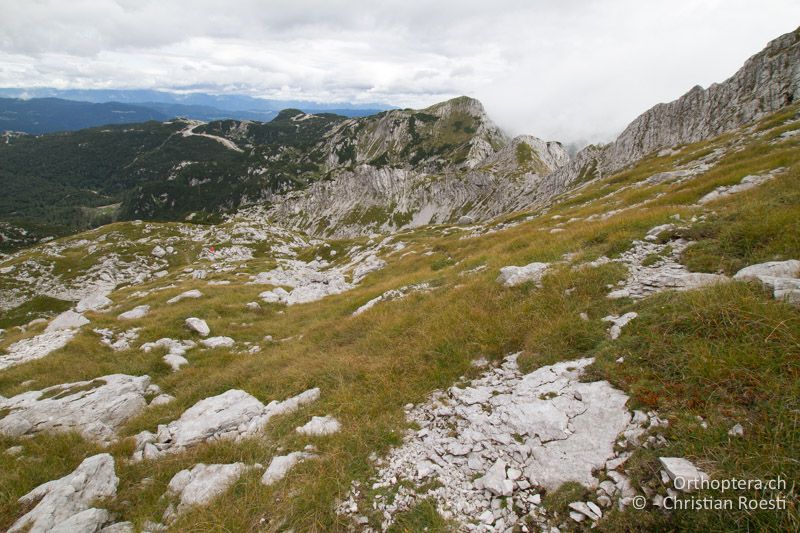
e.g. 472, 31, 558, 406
1, 0, 799, 143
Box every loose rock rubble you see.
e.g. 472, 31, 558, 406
606, 231, 727, 299
94, 328, 141, 351
141, 338, 196, 371
8, 453, 124, 533
496, 262, 550, 287
602, 312, 638, 340
0, 374, 153, 442
338, 354, 658, 531
132, 387, 320, 460
697, 169, 783, 205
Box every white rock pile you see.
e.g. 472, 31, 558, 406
141, 338, 196, 371
606, 230, 727, 299
339, 354, 658, 531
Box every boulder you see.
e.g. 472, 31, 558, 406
261, 451, 317, 486
167, 290, 203, 304
167, 463, 247, 513
185, 317, 210, 337
132, 387, 320, 459
201, 336, 234, 348
733, 259, 800, 281
8, 454, 119, 533
118, 305, 150, 320
733, 260, 800, 305
151, 245, 167, 258
496, 262, 549, 287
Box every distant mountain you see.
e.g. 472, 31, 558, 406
0, 98, 568, 249
0, 97, 168, 134
0, 88, 393, 122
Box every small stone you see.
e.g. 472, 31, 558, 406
728, 423, 744, 437
149, 394, 175, 407
659, 457, 709, 492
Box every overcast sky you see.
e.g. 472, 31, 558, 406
1, 1, 799, 143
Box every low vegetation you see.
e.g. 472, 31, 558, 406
0, 105, 799, 531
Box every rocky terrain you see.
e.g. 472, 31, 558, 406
0, 25, 799, 533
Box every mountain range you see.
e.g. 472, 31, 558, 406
0, 88, 393, 134
0, 25, 799, 533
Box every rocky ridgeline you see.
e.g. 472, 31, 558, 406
554, 27, 800, 188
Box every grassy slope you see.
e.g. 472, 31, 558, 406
0, 106, 799, 531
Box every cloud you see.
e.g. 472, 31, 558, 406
0, 0, 798, 142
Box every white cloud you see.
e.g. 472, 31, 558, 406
0, 0, 798, 142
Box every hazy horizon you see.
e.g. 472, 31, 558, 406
1, 1, 799, 144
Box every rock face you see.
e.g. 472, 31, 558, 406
167, 463, 248, 513
0, 374, 151, 442
340, 354, 649, 530
262, 97, 570, 238
554, 27, 800, 192
131, 388, 320, 460
8, 453, 119, 533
